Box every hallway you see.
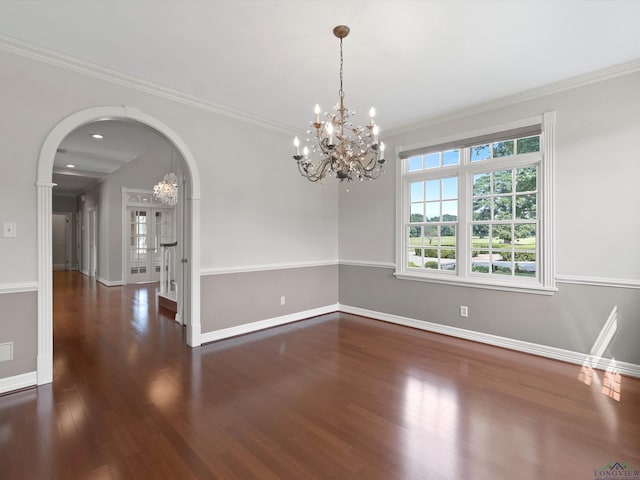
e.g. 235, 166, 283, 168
4, 272, 192, 479
0, 271, 639, 479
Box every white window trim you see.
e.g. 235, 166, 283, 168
394, 112, 556, 295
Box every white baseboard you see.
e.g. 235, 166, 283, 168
200, 304, 339, 344
97, 277, 124, 287
338, 304, 640, 378
0, 371, 37, 395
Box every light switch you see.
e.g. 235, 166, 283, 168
3, 222, 17, 238
0, 342, 12, 362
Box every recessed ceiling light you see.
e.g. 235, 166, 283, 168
66, 164, 75, 168
91, 133, 104, 139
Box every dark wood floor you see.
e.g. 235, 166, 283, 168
1, 271, 639, 479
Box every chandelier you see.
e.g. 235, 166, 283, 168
153, 172, 178, 206
293, 25, 385, 183
153, 148, 178, 206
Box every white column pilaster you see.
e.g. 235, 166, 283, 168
186, 195, 201, 347
37, 181, 54, 384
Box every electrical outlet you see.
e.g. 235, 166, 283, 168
280, 296, 286, 306
460, 306, 468, 318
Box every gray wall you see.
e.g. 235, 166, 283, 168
52, 195, 77, 212
52, 195, 79, 269
338, 71, 640, 367
0, 291, 37, 378
79, 186, 100, 276
0, 45, 338, 382
340, 265, 640, 365
201, 265, 338, 332
51, 213, 67, 268
0, 46, 338, 284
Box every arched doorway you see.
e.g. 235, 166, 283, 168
36, 106, 202, 385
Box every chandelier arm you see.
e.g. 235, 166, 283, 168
298, 155, 333, 182
318, 156, 332, 172
317, 137, 332, 155
362, 158, 382, 173
300, 167, 324, 184
308, 157, 333, 182
296, 161, 309, 177
306, 172, 323, 183
348, 154, 377, 174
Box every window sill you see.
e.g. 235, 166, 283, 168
393, 271, 557, 295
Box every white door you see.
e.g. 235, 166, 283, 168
89, 209, 97, 277
76, 212, 81, 270
127, 207, 174, 283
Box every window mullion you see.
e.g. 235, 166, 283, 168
457, 147, 470, 279
540, 111, 555, 289
402, 177, 411, 270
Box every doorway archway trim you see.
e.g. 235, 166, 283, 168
37, 105, 201, 385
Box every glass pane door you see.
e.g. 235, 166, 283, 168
128, 208, 152, 283
127, 207, 175, 284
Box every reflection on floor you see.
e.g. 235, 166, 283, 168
0, 271, 638, 479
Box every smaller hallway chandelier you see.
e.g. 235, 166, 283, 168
153, 172, 178, 206
293, 25, 385, 183
153, 148, 179, 206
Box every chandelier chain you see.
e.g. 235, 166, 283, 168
339, 37, 344, 99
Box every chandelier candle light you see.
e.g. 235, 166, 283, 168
293, 25, 386, 183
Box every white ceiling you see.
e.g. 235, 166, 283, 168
2, 1, 640, 193
53, 120, 167, 194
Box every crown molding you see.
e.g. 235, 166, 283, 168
0, 34, 298, 137
386, 58, 640, 138
3, 34, 638, 151
51, 192, 78, 199
52, 167, 108, 179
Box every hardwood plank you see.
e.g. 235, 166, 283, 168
0, 271, 638, 479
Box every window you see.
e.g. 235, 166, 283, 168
396, 114, 555, 294
409, 171, 459, 272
